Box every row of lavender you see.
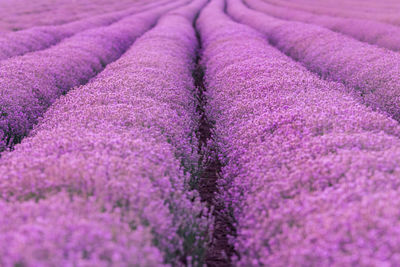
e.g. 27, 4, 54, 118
4, 0, 400, 265
244, 0, 400, 52
228, 0, 400, 123
260, 0, 400, 25
0, 0, 187, 152
0, 0, 170, 61
0, 0, 211, 265
275, 0, 400, 13
0, 0, 144, 33
198, 0, 400, 265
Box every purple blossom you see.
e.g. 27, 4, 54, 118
0, 0, 210, 265
0, 0, 174, 61
0, 0, 186, 151
227, 0, 400, 122
0, 0, 153, 32
1, 0, 399, 265
244, 0, 400, 52
259, 0, 400, 26
198, 0, 400, 265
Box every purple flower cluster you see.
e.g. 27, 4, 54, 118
0, 0, 210, 265
3, 0, 400, 265
0, 0, 147, 32
244, 0, 400, 52
227, 0, 400, 122
261, 0, 400, 26
0, 0, 186, 152
0, 194, 166, 266
0, 0, 172, 61
198, 0, 400, 265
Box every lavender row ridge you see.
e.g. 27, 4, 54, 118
0, 0, 187, 153
244, 0, 400, 52
261, 0, 400, 25
0, 0, 151, 32
0, 0, 211, 265
198, 0, 400, 265
0, 0, 174, 62
227, 0, 400, 122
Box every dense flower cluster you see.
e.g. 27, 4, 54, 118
0, 0, 172, 61
2, 0, 400, 265
0, 0, 187, 152
260, 0, 400, 25
0, 194, 166, 266
244, 0, 400, 51
0, 0, 210, 265
198, 0, 400, 265
227, 0, 400, 122
0, 0, 145, 32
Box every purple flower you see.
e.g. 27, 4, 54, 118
198, 0, 400, 265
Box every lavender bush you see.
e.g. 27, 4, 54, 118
0, 0, 186, 152
260, 0, 400, 25
1, 0, 400, 265
244, 0, 400, 52
0, 0, 148, 32
198, 0, 400, 265
228, 0, 400, 122
0, 0, 210, 265
0, 0, 171, 61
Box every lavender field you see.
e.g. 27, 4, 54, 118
1, 0, 400, 266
